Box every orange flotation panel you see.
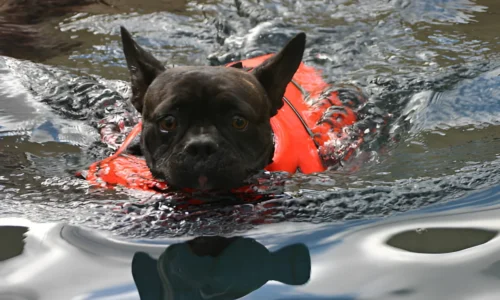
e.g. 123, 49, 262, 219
81, 54, 365, 194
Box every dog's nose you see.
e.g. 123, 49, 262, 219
184, 137, 218, 158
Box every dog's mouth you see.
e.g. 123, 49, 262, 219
191, 174, 247, 191
197, 175, 210, 190
163, 168, 258, 191
151, 144, 269, 191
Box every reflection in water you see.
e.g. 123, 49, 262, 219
0, 187, 500, 300
0, 0, 500, 238
132, 236, 311, 300
386, 228, 497, 254
0, 226, 27, 262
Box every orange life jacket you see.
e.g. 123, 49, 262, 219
82, 54, 365, 194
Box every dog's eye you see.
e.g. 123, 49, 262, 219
159, 116, 177, 132
231, 116, 248, 130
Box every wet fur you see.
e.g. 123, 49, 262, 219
120, 26, 305, 190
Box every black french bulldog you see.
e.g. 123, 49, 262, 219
120, 26, 305, 191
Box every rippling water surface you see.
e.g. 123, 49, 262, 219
0, 0, 500, 299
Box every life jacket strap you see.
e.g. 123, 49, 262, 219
227, 63, 318, 149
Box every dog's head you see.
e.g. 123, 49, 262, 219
120, 26, 305, 190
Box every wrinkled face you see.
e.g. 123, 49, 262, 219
119, 26, 305, 190
141, 68, 275, 190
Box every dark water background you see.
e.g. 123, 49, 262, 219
1, 0, 499, 237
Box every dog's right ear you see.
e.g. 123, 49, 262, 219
120, 26, 165, 114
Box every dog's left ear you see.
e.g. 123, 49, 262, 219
120, 26, 166, 114
252, 33, 306, 116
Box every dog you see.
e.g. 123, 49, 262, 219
119, 26, 306, 191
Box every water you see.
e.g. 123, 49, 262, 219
0, 0, 500, 299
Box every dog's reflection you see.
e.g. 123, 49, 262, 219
131, 236, 311, 300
